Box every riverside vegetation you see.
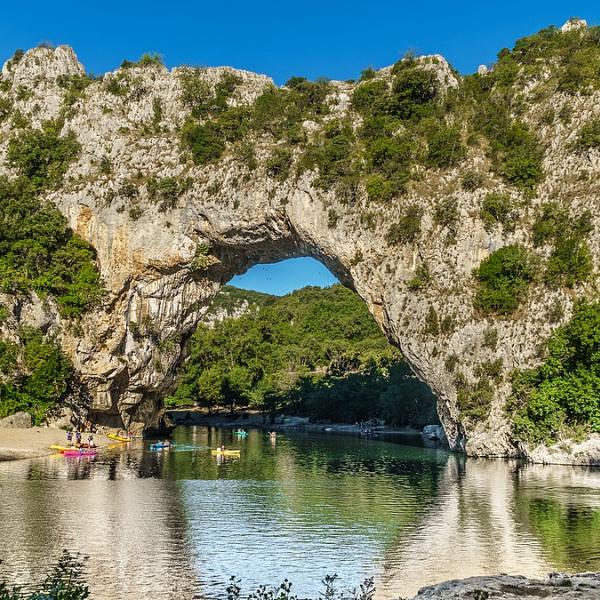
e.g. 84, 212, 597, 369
167, 285, 438, 426
0, 20, 599, 455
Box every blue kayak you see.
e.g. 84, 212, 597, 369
150, 442, 171, 450
234, 431, 248, 437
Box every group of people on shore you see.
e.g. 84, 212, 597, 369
66, 430, 96, 448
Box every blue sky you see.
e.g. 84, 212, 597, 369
230, 258, 338, 296
2, 1, 598, 294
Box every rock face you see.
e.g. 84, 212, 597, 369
0, 26, 598, 461
409, 572, 600, 599
422, 424, 446, 442
0, 412, 32, 429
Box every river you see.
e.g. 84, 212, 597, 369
0, 427, 599, 599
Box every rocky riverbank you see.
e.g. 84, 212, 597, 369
409, 571, 600, 599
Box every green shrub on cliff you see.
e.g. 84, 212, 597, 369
474, 245, 535, 315
0, 117, 102, 422
531, 203, 593, 287
266, 147, 293, 181
457, 376, 494, 422
545, 237, 593, 288
385, 205, 423, 245
181, 119, 226, 164
0, 328, 73, 424
179, 69, 240, 118
0, 117, 102, 319
575, 118, 600, 151
390, 58, 440, 120
7, 120, 80, 189
480, 192, 517, 231
483, 115, 544, 190
424, 123, 465, 169
299, 120, 357, 192
0, 96, 13, 122
509, 301, 600, 444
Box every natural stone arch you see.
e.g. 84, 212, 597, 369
1, 41, 598, 461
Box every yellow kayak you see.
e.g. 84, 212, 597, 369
50, 445, 71, 453
211, 449, 241, 456
107, 433, 131, 443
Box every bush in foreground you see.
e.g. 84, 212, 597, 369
0, 551, 89, 600
0, 555, 380, 600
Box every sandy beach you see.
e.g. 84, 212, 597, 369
0, 427, 111, 461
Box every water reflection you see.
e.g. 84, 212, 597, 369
0, 478, 197, 599
0, 427, 598, 600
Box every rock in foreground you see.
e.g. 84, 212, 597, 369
411, 572, 600, 599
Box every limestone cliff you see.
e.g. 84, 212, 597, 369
0, 20, 598, 462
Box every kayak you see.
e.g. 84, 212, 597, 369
63, 449, 97, 457
107, 433, 131, 443
211, 449, 241, 456
234, 431, 248, 437
50, 445, 71, 453
150, 442, 171, 450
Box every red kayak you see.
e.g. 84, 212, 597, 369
63, 449, 97, 457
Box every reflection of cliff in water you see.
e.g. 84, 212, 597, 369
376, 458, 600, 599
0, 477, 197, 600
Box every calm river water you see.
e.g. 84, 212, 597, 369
0, 427, 599, 599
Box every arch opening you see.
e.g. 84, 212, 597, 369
165, 256, 443, 444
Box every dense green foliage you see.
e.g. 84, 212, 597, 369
474, 245, 535, 315
167, 285, 437, 426
532, 203, 593, 287
179, 69, 332, 166
0, 328, 73, 424
0, 124, 102, 316
509, 302, 600, 444
7, 120, 80, 189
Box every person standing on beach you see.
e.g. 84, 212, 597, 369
66, 431, 73, 446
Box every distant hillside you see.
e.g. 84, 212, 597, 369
202, 285, 274, 325
169, 284, 438, 427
